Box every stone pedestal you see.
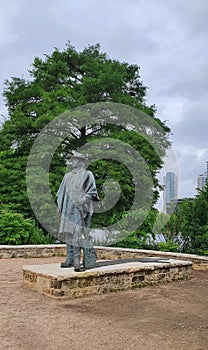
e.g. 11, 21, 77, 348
22, 258, 192, 299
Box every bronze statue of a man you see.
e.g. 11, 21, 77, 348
56, 152, 99, 272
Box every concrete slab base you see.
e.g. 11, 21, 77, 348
22, 258, 192, 299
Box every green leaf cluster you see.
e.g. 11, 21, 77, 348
158, 240, 180, 252
0, 204, 53, 245
161, 184, 208, 254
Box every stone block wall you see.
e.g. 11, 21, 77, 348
23, 261, 192, 299
0, 244, 208, 269
0, 244, 66, 259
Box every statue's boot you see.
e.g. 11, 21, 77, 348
73, 246, 85, 272
60, 244, 74, 268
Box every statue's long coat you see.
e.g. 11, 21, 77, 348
56, 168, 99, 246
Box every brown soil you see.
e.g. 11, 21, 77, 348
1, 256, 208, 350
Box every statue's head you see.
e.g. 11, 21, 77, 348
67, 151, 88, 169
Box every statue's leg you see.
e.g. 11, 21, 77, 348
60, 244, 73, 268
83, 247, 97, 269
73, 245, 85, 272
82, 214, 96, 269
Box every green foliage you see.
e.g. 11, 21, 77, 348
0, 150, 32, 216
158, 240, 179, 252
113, 231, 147, 249
161, 184, 208, 254
0, 204, 53, 245
112, 209, 159, 249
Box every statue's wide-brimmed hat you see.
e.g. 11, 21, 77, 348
66, 151, 88, 163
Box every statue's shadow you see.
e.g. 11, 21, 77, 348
92, 257, 170, 269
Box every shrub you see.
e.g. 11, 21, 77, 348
0, 204, 53, 245
158, 240, 179, 252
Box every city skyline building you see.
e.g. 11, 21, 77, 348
163, 172, 178, 213
197, 161, 208, 190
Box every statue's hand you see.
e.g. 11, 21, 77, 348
76, 195, 90, 208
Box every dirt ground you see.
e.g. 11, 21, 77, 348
0, 257, 208, 350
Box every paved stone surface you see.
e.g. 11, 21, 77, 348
23, 258, 188, 274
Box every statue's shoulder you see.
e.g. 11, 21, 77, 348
63, 171, 73, 182
65, 170, 74, 177
86, 170, 95, 178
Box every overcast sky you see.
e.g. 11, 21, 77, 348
1, 0, 208, 201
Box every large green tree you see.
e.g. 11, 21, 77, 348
0, 43, 170, 236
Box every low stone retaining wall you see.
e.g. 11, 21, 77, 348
0, 244, 208, 268
96, 247, 208, 268
0, 244, 66, 259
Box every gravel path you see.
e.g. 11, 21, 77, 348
1, 257, 208, 350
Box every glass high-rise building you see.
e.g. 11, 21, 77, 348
163, 172, 178, 213
197, 161, 208, 190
